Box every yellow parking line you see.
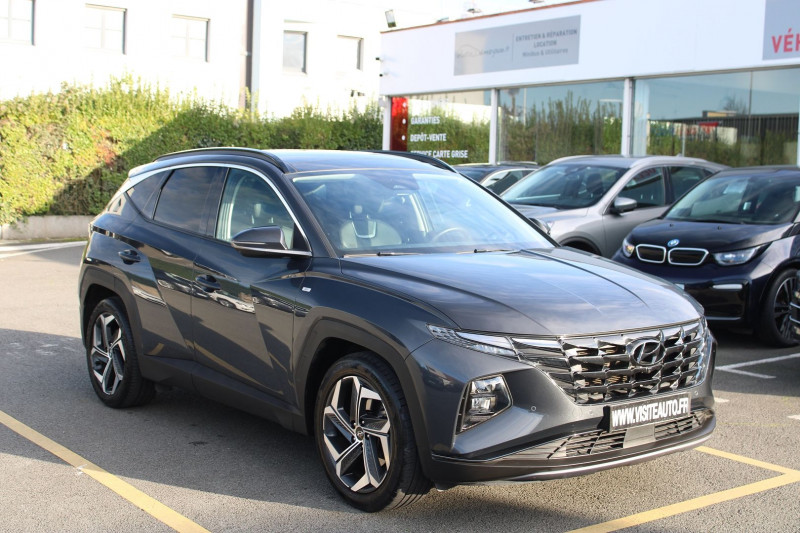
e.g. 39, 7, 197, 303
0, 409, 210, 533
566, 446, 800, 533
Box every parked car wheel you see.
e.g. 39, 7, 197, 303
758, 269, 798, 347
315, 352, 429, 512
85, 297, 155, 407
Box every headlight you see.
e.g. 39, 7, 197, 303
622, 237, 635, 258
713, 246, 760, 266
427, 325, 516, 358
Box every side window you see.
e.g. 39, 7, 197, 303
620, 168, 665, 208
215, 169, 297, 248
154, 167, 218, 233
669, 166, 707, 199
126, 170, 169, 218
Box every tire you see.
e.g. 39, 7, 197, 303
85, 297, 155, 408
757, 268, 799, 347
314, 352, 430, 512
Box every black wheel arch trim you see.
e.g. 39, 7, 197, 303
80, 265, 146, 370
295, 316, 435, 474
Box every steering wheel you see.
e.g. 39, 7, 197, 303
431, 227, 472, 243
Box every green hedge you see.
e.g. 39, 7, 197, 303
0, 78, 383, 224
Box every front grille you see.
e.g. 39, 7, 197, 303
636, 244, 665, 263
513, 320, 708, 405
668, 248, 708, 266
512, 410, 709, 460
635, 244, 710, 266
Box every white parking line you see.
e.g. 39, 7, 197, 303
716, 353, 800, 379
0, 241, 85, 259
789, 415, 800, 421
715, 398, 730, 403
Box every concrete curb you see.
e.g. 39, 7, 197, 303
0, 216, 93, 241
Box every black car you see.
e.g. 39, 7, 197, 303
614, 166, 800, 346
79, 148, 715, 511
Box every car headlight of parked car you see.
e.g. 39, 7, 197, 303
622, 237, 635, 258
713, 245, 762, 266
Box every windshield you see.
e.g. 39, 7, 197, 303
291, 170, 552, 255
501, 164, 627, 209
665, 173, 800, 225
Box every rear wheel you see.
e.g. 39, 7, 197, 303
314, 352, 430, 512
85, 297, 155, 407
758, 269, 798, 347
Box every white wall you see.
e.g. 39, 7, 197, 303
0, 0, 246, 107
252, 0, 445, 117
379, 0, 800, 96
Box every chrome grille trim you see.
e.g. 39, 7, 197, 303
634, 244, 710, 266
667, 247, 708, 266
511, 411, 710, 460
636, 244, 665, 263
513, 320, 708, 405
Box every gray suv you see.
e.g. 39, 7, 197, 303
501, 155, 726, 257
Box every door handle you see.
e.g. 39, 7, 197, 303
195, 275, 221, 292
118, 249, 141, 264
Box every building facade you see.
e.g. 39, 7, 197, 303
0, 0, 492, 115
379, 0, 800, 167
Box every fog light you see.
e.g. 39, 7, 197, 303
458, 375, 511, 432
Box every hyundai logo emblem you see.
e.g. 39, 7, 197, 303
628, 338, 666, 366
667, 239, 680, 247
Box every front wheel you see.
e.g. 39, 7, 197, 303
314, 352, 430, 512
758, 269, 799, 347
85, 297, 155, 408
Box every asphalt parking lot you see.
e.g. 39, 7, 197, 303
1, 242, 799, 532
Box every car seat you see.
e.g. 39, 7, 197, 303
340, 205, 402, 249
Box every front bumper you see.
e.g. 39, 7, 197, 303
407, 326, 716, 485
612, 252, 776, 326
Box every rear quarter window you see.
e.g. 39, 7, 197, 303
126, 171, 169, 218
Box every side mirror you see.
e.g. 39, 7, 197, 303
611, 196, 637, 214
231, 226, 310, 257
529, 218, 550, 235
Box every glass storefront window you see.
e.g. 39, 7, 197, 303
633, 68, 800, 166
498, 81, 624, 164
390, 91, 491, 164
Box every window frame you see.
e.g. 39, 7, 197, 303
84, 4, 126, 54
337, 35, 363, 72
283, 30, 308, 73
1, 0, 34, 44
171, 14, 209, 62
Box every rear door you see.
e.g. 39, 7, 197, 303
122, 165, 225, 381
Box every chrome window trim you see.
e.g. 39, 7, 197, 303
635, 244, 666, 264
124, 162, 313, 255
667, 247, 708, 266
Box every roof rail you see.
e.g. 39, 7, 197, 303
155, 147, 289, 173
362, 150, 458, 173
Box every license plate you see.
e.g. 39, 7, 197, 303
608, 393, 691, 431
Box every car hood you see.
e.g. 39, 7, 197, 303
628, 219, 794, 252
341, 248, 701, 336
510, 204, 589, 221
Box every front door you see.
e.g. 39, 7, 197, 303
190, 167, 310, 401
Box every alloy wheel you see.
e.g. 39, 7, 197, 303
774, 275, 796, 340
321, 375, 392, 493
90, 312, 126, 395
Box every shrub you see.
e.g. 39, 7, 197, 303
0, 77, 383, 224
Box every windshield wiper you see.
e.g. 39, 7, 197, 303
376, 251, 419, 256
473, 248, 518, 254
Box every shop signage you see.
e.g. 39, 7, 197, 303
454, 15, 580, 75
763, 0, 800, 60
